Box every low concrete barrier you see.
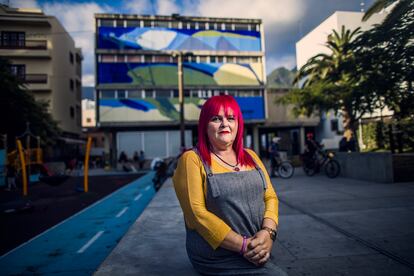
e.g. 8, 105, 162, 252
335, 152, 414, 183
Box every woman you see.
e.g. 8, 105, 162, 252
173, 95, 285, 275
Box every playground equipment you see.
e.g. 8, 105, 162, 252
4, 123, 93, 196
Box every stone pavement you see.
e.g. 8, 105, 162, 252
95, 170, 414, 276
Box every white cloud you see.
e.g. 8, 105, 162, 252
8, 0, 40, 9
82, 74, 95, 87
41, 2, 113, 85
181, 0, 307, 73
122, 0, 153, 14
186, 0, 306, 26
156, 0, 179, 15
266, 55, 296, 73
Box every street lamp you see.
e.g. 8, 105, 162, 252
173, 51, 186, 149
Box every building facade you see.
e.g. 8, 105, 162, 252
0, 5, 83, 139
95, 14, 267, 161
295, 11, 389, 148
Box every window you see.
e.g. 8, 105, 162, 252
126, 20, 140, 27
128, 90, 142, 98
69, 52, 74, 64
10, 64, 25, 79
101, 90, 116, 98
100, 19, 114, 27
70, 79, 74, 91
126, 55, 141, 63
144, 90, 154, 98
101, 55, 116, 63
115, 20, 124, 27
153, 21, 169, 28
117, 90, 126, 99
234, 24, 248, 31
171, 21, 179, 29
153, 55, 171, 63
143, 20, 152, 27
1, 31, 25, 47
70, 106, 75, 119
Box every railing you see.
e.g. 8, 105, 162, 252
0, 40, 47, 50
22, 74, 48, 84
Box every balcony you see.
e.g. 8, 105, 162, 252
0, 40, 51, 58
19, 74, 51, 91
22, 74, 48, 84
0, 40, 47, 50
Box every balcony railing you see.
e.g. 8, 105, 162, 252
21, 74, 48, 84
0, 40, 47, 50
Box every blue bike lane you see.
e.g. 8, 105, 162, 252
0, 172, 156, 275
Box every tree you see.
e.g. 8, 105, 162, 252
362, 0, 399, 21
0, 58, 60, 149
356, 0, 414, 120
283, 26, 370, 148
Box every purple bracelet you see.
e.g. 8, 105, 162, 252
239, 236, 247, 255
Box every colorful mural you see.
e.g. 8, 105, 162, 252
98, 27, 261, 51
99, 97, 264, 123
98, 62, 264, 86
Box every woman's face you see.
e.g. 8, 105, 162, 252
207, 106, 238, 149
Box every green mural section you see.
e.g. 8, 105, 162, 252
127, 65, 216, 86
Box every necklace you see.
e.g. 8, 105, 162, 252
212, 152, 240, 171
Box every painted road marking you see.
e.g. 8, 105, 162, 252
145, 186, 151, 191
134, 194, 142, 201
77, 231, 104, 254
115, 207, 129, 218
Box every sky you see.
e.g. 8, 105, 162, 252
7, 0, 375, 86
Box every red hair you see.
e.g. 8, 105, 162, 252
197, 95, 255, 167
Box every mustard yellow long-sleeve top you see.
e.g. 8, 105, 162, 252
173, 148, 279, 250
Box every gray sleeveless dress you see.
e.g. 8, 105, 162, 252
186, 149, 287, 275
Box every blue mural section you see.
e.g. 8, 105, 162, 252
98, 27, 261, 51
99, 97, 264, 121
235, 97, 265, 120
97, 62, 262, 86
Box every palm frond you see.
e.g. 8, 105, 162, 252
362, 0, 396, 21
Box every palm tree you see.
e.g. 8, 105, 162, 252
292, 26, 362, 142
294, 26, 361, 87
362, 0, 398, 21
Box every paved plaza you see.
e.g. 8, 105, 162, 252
96, 170, 414, 276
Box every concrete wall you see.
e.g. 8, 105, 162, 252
335, 152, 394, 183
50, 17, 82, 135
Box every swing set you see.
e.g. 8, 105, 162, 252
3, 123, 93, 197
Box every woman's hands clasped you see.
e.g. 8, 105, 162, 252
243, 230, 273, 266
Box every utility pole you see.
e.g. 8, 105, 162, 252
176, 51, 185, 149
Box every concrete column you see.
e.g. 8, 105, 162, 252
299, 127, 305, 154
253, 125, 260, 154
103, 132, 111, 167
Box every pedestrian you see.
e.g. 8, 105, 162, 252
118, 151, 128, 164
269, 136, 281, 177
173, 95, 285, 275
139, 150, 145, 169
6, 164, 17, 191
133, 151, 139, 163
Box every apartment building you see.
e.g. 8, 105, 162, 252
95, 13, 267, 161
0, 4, 82, 139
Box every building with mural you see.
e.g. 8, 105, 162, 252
95, 14, 267, 161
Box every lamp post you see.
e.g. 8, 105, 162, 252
174, 51, 186, 149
